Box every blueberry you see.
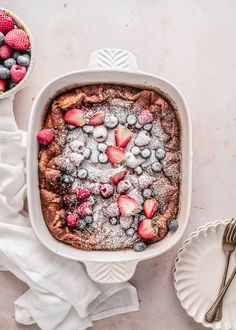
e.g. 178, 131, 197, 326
82, 125, 94, 134
105, 114, 119, 128
131, 146, 140, 156
7, 80, 17, 90
143, 188, 153, 198
63, 159, 76, 174
77, 168, 88, 179
119, 111, 127, 124
98, 153, 108, 164
133, 241, 147, 252
17, 55, 30, 67
135, 122, 143, 129
109, 217, 118, 225
66, 123, 76, 130
127, 114, 137, 125
134, 166, 143, 176
155, 147, 166, 160
0, 66, 10, 79
97, 142, 107, 152
151, 161, 162, 173
61, 174, 74, 184
76, 219, 87, 230
141, 148, 151, 158
4, 58, 16, 69
84, 147, 92, 159
22, 53, 30, 59
85, 216, 94, 224
13, 51, 21, 60
168, 219, 179, 231
132, 221, 138, 229
0, 32, 4, 46
134, 214, 146, 224
143, 123, 153, 131
125, 227, 135, 236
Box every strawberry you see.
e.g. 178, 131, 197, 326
37, 129, 54, 145
76, 186, 90, 200
143, 199, 158, 219
117, 195, 137, 216
111, 170, 128, 185
115, 126, 132, 148
0, 79, 6, 93
137, 218, 156, 239
0, 44, 13, 60
138, 110, 153, 125
0, 11, 14, 34
10, 64, 26, 83
5, 29, 30, 51
64, 109, 86, 127
106, 146, 125, 164
88, 111, 105, 126
66, 214, 78, 228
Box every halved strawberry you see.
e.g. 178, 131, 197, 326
106, 146, 125, 164
88, 111, 105, 126
64, 109, 86, 127
143, 199, 158, 219
117, 195, 137, 216
111, 170, 128, 185
137, 219, 156, 239
115, 126, 132, 148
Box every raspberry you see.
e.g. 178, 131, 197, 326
104, 202, 120, 217
100, 183, 114, 198
78, 202, 93, 217
117, 179, 132, 194
0, 44, 13, 60
86, 182, 100, 195
138, 110, 153, 125
76, 186, 90, 200
37, 129, 54, 145
10, 64, 26, 83
5, 29, 30, 51
66, 214, 78, 228
138, 174, 154, 189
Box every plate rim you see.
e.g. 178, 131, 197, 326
173, 219, 232, 330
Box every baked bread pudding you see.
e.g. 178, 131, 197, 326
37, 84, 181, 252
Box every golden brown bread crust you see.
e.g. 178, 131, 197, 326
38, 84, 181, 250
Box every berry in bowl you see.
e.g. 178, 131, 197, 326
0, 8, 33, 94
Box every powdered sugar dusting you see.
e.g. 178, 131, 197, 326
41, 85, 181, 250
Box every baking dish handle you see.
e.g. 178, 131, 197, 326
87, 48, 140, 71
0, 96, 18, 131
84, 260, 138, 283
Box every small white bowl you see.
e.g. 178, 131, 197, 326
0, 7, 35, 126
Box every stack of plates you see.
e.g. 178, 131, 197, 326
174, 219, 236, 330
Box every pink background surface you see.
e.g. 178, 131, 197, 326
1, 0, 236, 329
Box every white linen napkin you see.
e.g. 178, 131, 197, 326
0, 103, 139, 330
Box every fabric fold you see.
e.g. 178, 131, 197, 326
0, 110, 139, 329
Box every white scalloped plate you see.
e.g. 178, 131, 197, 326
174, 219, 236, 330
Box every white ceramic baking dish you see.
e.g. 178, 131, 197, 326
27, 49, 192, 283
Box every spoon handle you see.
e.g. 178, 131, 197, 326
205, 265, 236, 323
